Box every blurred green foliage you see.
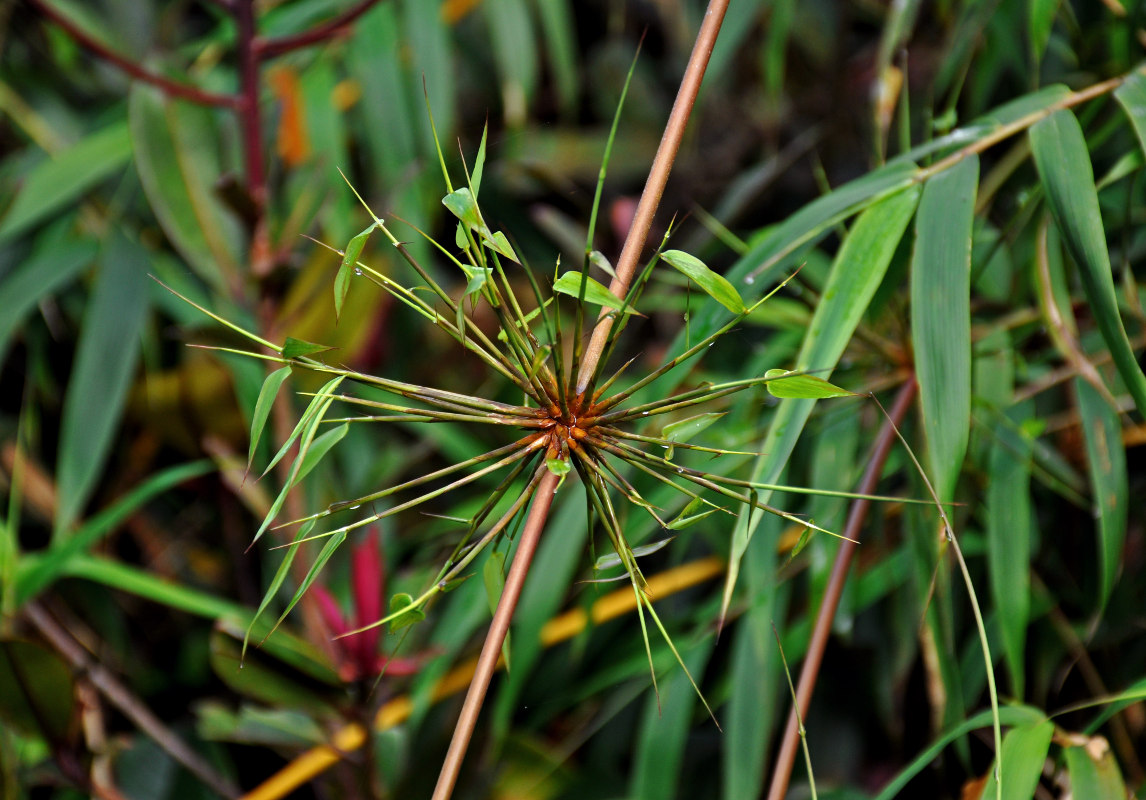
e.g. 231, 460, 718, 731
0, 2, 1144, 800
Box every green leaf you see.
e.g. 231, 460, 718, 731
0, 121, 133, 243
988, 418, 1033, 699
482, 230, 519, 263
912, 155, 978, 502
661, 412, 725, 444
271, 531, 347, 635
1075, 378, 1128, 613
661, 249, 746, 314
0, 238, 95, 364
16, 461, 214, 603
388, 592, 426, 632
442, 187, 484, 232
666, 496, 718, 530
482, 550, 511, 671
764, 369, 856, 399
292, 423, 348, 486
594, 538, 675, 571
871, 706, 1047, 800
1030, 109, 1146, 415
630, 638, 715, 800
545, 457, 571, 476
722, 185, 920, 624
482, 0, 539, 127
336, 224, 376, 319
976, 720, 1054, 800
1027, 0, 1060, 64
129, 84, 242, 292
55, 230, 150, 537
552, 271, 642, 314
248, 367, 292, 472
282, 337, 333, 359
1114, 67, 1146, 156
1063, 740, 1127, 800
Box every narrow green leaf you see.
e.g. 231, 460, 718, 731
912, 155, 978, 502
129, 84, 242, 291
552, 271, 641, 314
1028, 0, 1059, 64
1114, 68, 1146, 155
292, 423, 348, 487
55, 230, 150, 538
666, 496, 719, 530
976, 720, 1054, 800
336, 224, 375, 319
282, 337, 333, 360
763, 369, 856, 399
1075, 378, 1128, 612
662, 412, 724, 443
1030, 110, 1146, 415
16, 461, 214, 603
482, 550, 510, 671
0, 238, 95, 364
661, 249, 746, 313
0, 122, 133, 243
212, 625, 340, 714
871, 706, 1047, 800
388, 592, 426, 632
630, 637, 715, 800
271, 530, 348, 637
482, 0, 538, 127
244, 521, 314, 661
1063, 740, 1127, 800
722, 185, 920, 623
594, 537, 675, 571
248, 367, 292, 471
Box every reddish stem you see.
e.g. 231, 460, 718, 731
30, 0, 239, 109
765, 376, 918, 800
254, 0, 388, 58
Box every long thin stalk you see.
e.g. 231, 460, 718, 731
765, 377, 917, 800
431, 467, 560, 800
575, 0, 733, 393
430, 4, 732, 797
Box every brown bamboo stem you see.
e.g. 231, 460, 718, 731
575, 0, 733, 393
431, 467, 561, 800
765, 376, 917, 800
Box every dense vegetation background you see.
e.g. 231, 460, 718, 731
1, 1, 1144, 799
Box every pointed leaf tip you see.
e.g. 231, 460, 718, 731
662, 249, 746, 314
764, 369, 856, 399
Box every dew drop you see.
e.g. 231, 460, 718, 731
349, 504, 362, 510
641, 411, 650, 416
744, 275, 755, 285
676, 467, 685, 474
353, 267, 364, 276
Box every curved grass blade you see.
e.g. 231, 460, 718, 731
247, 366, 292, 472
911, 154, 978, 503
987, 411, 1033, 699
1030, 110, 1146, 415
1074, 378, 1128, 614
55, 230, 150, 538
553, 271, 642, 314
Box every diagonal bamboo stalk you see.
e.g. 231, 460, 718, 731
429, 2, 733, 797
